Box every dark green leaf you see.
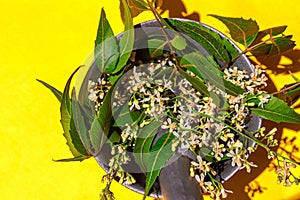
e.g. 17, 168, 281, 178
72, 98, 92, 153
150, 132, 175, 152
167, 19, 235, 63
171, 34, 187, 51
109, 130, 121, 144
251, 36, 296, 57
113, 0, 134, 74
89, 116, 103, 152
148, 39, 166, 58
36, 79, 62, 102
180, 53, 245, 96
95, 9, 119, 74
70, 114, 90, 156
108, 72, 124, 85
261, 26, 287, 36
251, 26, 288, 46
209, 15, 259, 47
95, 85, 115, 153
60, 67, 89, 158
251, 95, 300, 124
134, 121, 162, 171
144, 131, 175, 198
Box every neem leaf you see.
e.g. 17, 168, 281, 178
251, 36, 296, 57
148, 39, 166, 58
72, 98, 92, 154
74, 85, 114, 155
123, 0, 148, 19
113, 104, 141, 127
171, 34, 187, 51
177, 67, 209, 97
150, 131, 175, 152
109, 130, 121, 144
89, 116, 102, 152
36, 79, 62, 102
261, 26, 288, 36
167, 19, 234, 63
95, 85, 115, 153
209, 15, 259, 47
113, 0, 134, 74
251, 26, 288, 46
251, 95, 300, 124
180, 52, 245, 96
60, 67, 89, 158
144, 131, 175, 198
95, 8, 119, 74
70, 114, 90, 156
134, 121, 162, 171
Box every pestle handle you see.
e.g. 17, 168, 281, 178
159, 154, 203, 200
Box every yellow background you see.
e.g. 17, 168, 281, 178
1, 0, 300, 199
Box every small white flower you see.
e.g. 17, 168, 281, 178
133, 66, 142, 82
129, 100, 140, 110
88, 91, 97, 101
258, 94, 270, 108
226, 147, 242, 167
161, 118, 176, 132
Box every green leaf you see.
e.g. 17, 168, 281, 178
261, 26, 288, 36
177, 67, 209, 97
72, 98, 92, 153
95, 8, 119, 74
167, 19, 235, 63
36, 79, 62, 102
108, 72, 124, 85
95, 85, 115, 153
251, 36, 296, 57
121, 0, 148, 19
148, 39, 166, 58
70, 114, 90, 155
60, 67, 89, 158
134, 121, 162, 171
150, 132, 175, 152
180, 52, 245, 96
251, 95, 300, 124
113, 105, 141, 127
171, 34, 187, 51
251, 26, 288, 46
209, 15, 259, 47
113, 0, 134, 74
144, 131, 175, 198
89, 116, 103, 152
74, 84, 114, 155
109, 130, 121, 144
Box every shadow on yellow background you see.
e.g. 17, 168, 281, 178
0, 0, 299, 199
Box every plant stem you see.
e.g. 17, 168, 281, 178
146, 0, 180, 66
272, 81, 300, 95
222, 37, 280, 69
